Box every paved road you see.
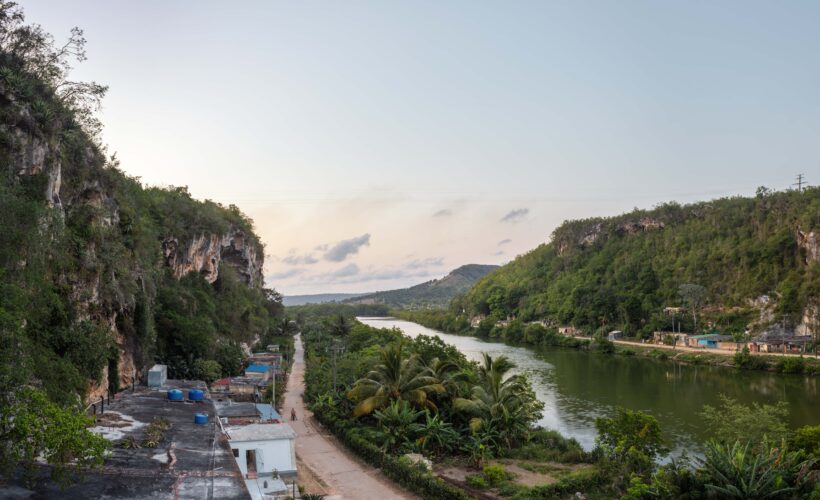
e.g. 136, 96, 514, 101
282, 334, 415, 500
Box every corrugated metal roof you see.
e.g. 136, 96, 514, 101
255, 404, 281, 421
226, 423, 296, 442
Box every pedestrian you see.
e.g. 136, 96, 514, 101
291, 408, 297, 421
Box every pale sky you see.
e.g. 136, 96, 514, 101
23, 1, 819, 295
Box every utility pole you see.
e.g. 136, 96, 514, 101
793, 173, 805, 192
330, 341, 344, 391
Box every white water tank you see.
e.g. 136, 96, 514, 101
148, 364, 167, 387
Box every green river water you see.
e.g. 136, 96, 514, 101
359, 317, 819, 456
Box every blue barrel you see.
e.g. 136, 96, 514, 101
188, 389, 205, 401
194, 413, 208, 425
167, 389, 183, 401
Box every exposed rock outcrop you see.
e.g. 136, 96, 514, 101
797, 229, 819, 265
162, 230, 263, 287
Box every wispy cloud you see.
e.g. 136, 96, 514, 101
498, 238, 512, 246
327, 263, 360, 278
323, 234, 371, 262
405, 257, 444, 270
493, 250, 505, 256
268, 268, 307, 280
433, 209, 453, 217
500, 208, 529, 223
282, 253, 319, 265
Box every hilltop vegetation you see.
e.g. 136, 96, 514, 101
0, 3, 282, 409
344, 264, 498, 310
452, 189, 819, 339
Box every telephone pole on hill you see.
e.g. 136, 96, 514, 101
793, 173, 805, 192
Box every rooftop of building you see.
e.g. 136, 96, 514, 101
244, 364, 272, 373
214, 401, 260, 418
11, 380, 250, 499
225, 423, 297, 442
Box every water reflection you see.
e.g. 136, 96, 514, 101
359, 317, 820, 455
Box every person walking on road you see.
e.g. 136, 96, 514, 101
291, 408, 297, 421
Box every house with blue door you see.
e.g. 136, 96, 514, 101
688, 334, 732, 349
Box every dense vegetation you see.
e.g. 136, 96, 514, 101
451, 189, 819, 339
0, 2, 284, 486
302, 310, 819, 498
344, 264, 499, 310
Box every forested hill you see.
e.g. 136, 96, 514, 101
345, 264, 498, 309
0, 20, 284, 406
458, 189, 819, 338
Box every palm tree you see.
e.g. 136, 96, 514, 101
374, 400, 424, 452
414, 411, 459, 454
453, 353, 542, 448
699, 440, 815, 498
347, 342, 445, 417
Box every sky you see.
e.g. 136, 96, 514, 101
22, 1, 820, 295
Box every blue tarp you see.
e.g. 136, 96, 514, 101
245, 364, 271, 373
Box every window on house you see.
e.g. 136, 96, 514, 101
232, 448, 239, 457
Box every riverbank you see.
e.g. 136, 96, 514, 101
394, 311, 820, 376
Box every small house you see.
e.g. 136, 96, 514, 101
210, 377, 231, 394
607, 330, 623, 341
244, 363, 273, 381
227, 423, 297, 496
688, 334, 731, 349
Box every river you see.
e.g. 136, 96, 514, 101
358, 317, 819, 456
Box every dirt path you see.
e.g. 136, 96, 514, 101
282, 334, 415, 500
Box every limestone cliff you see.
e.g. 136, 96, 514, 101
1, 76, 269, 404
162, 230, 263, 288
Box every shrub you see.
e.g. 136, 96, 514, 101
733, 346, 770, 370
776, 356, 806, 374
482, 464, 509, 486
466, 474, 487, 488
790, 425, 820, 457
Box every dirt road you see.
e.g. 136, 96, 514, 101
613, 339, 816, 358
282, 334, 415, 500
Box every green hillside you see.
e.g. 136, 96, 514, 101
0, 14, 284, 406
455, 190, 819, 338
345, 264, 498, 309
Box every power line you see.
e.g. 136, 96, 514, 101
793, 173, 805, 192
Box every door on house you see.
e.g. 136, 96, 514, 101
245, 449, 257, 478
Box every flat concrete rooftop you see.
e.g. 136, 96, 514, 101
6, 380, 250, 499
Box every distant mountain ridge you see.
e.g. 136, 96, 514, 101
344, 264, 499, 309
282, 293, 366, 306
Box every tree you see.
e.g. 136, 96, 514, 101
414, 411, 459, 455
0, 1, 108, 136
0, 387, 109, 487
191, 359, 222, 384
453, 354, 544, 449
373, 400, 424, 452
595, 407, 666, 477
678, 283, 707, 331
347, 341, 444, 417
698, 440, 815, 498
700, 395, 789, 446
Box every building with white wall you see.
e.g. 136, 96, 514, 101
225, 423, 297, 497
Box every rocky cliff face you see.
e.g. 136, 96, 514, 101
797, 229, 819, 265
162, 230, 263, 288
3, 80, 266, 403
556, 218, 664, 256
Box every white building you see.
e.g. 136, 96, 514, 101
226, 423, 297, 498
